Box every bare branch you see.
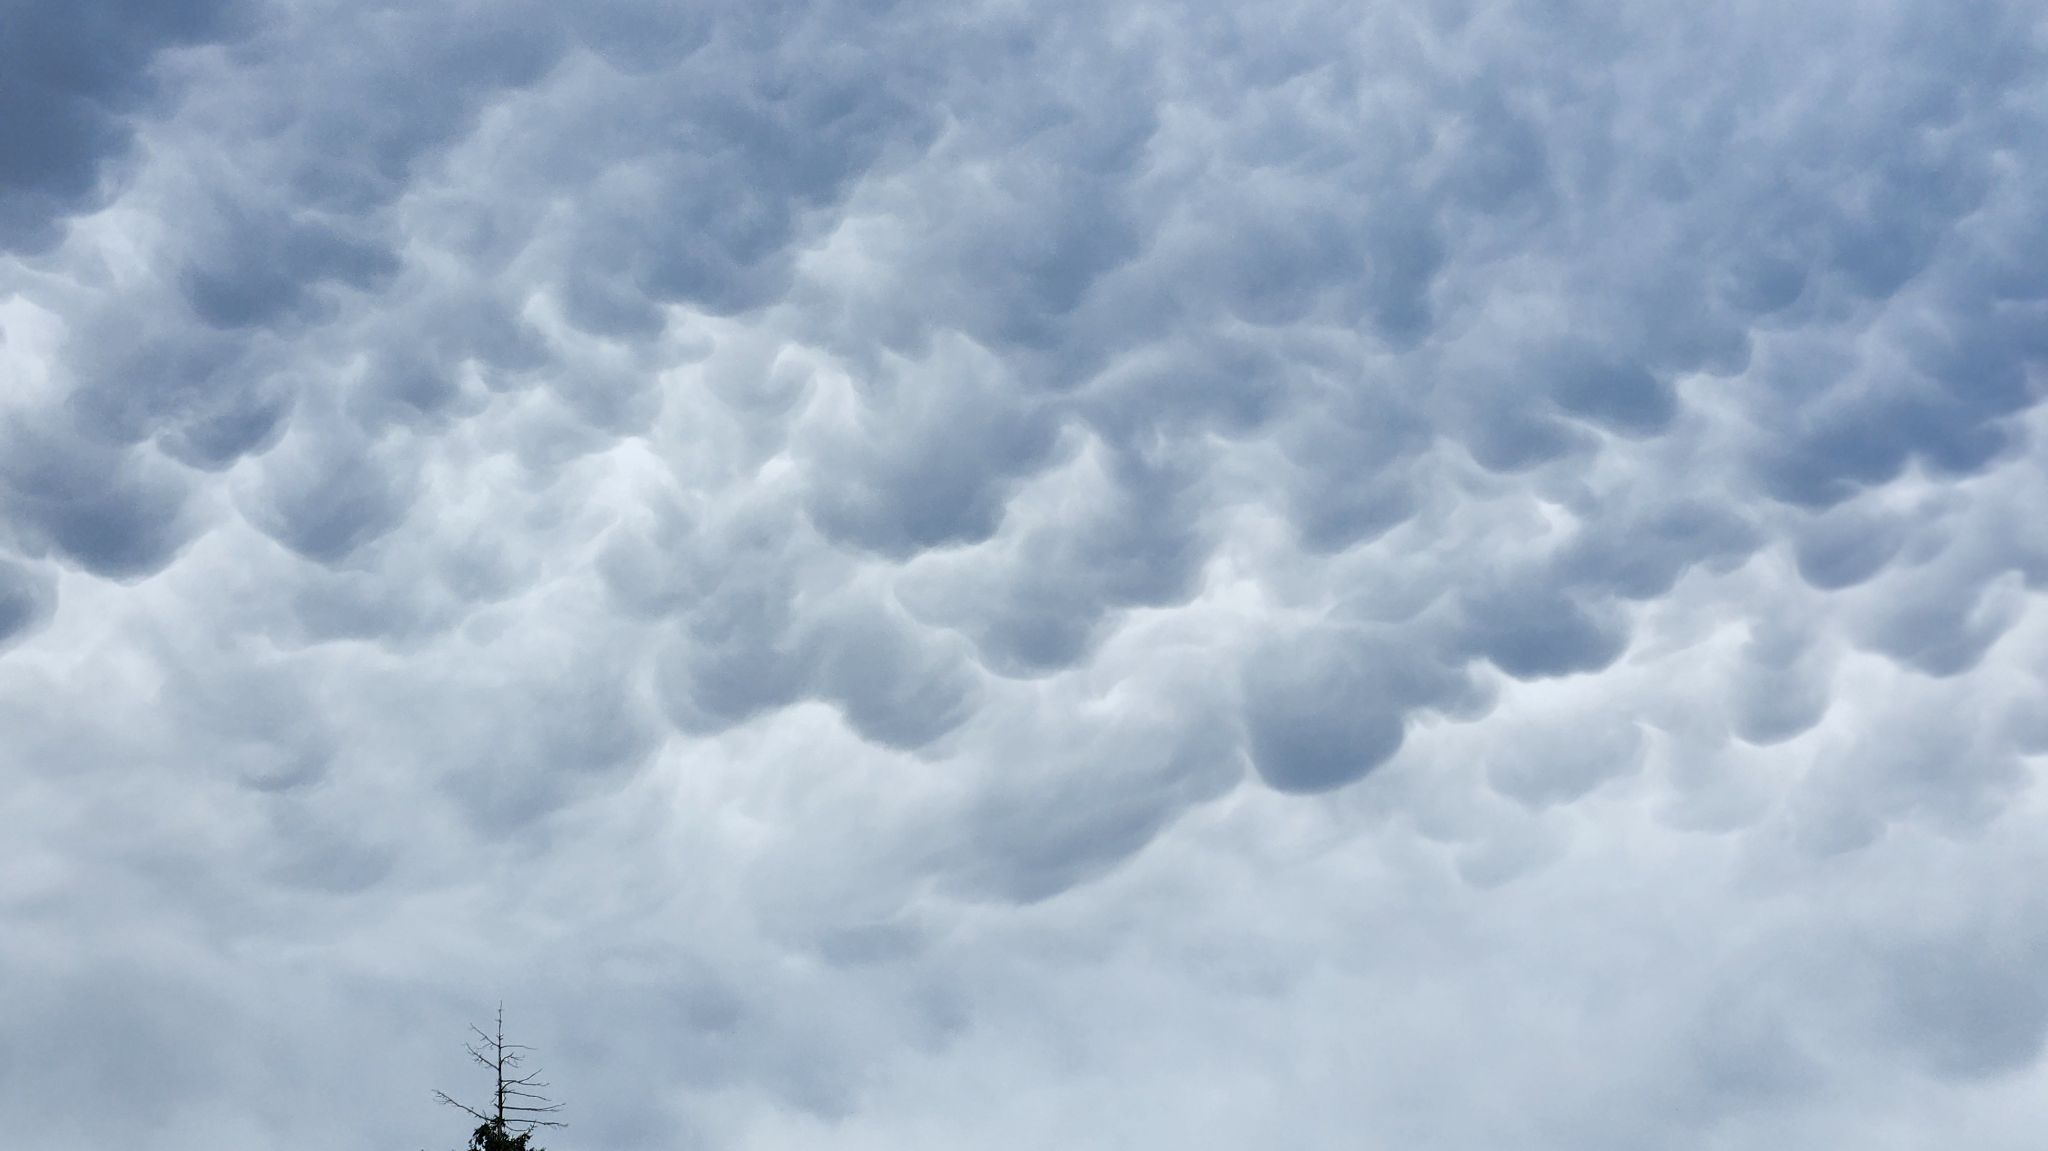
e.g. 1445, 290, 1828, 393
432, 1092, 492, 1124
436, 1009, 567, 1144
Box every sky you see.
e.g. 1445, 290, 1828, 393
1, 1, 2046, 1147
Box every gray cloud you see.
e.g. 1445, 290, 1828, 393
0, 0, 249, 252
0, 555, 55, 646
3, 0, 2047, 1148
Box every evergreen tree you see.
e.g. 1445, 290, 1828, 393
435, 1006, 565, 1151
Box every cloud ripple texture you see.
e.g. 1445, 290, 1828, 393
1, 1, 2046, 1148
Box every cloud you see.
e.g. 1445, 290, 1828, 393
0, 555, 56, 647
0, 0, 250, 253
2, 0, 2047, 1148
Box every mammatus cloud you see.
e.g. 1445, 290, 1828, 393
2, 0, 2045, 1147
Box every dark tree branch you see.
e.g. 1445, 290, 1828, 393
433, 1008, 567, 1147
433, 1092, 493, 1124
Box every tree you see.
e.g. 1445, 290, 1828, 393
435, 1006, 565, 1151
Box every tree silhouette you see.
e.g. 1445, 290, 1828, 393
435, 1006, 565, 1151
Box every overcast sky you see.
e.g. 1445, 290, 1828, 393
3, 1, 2046, 1148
